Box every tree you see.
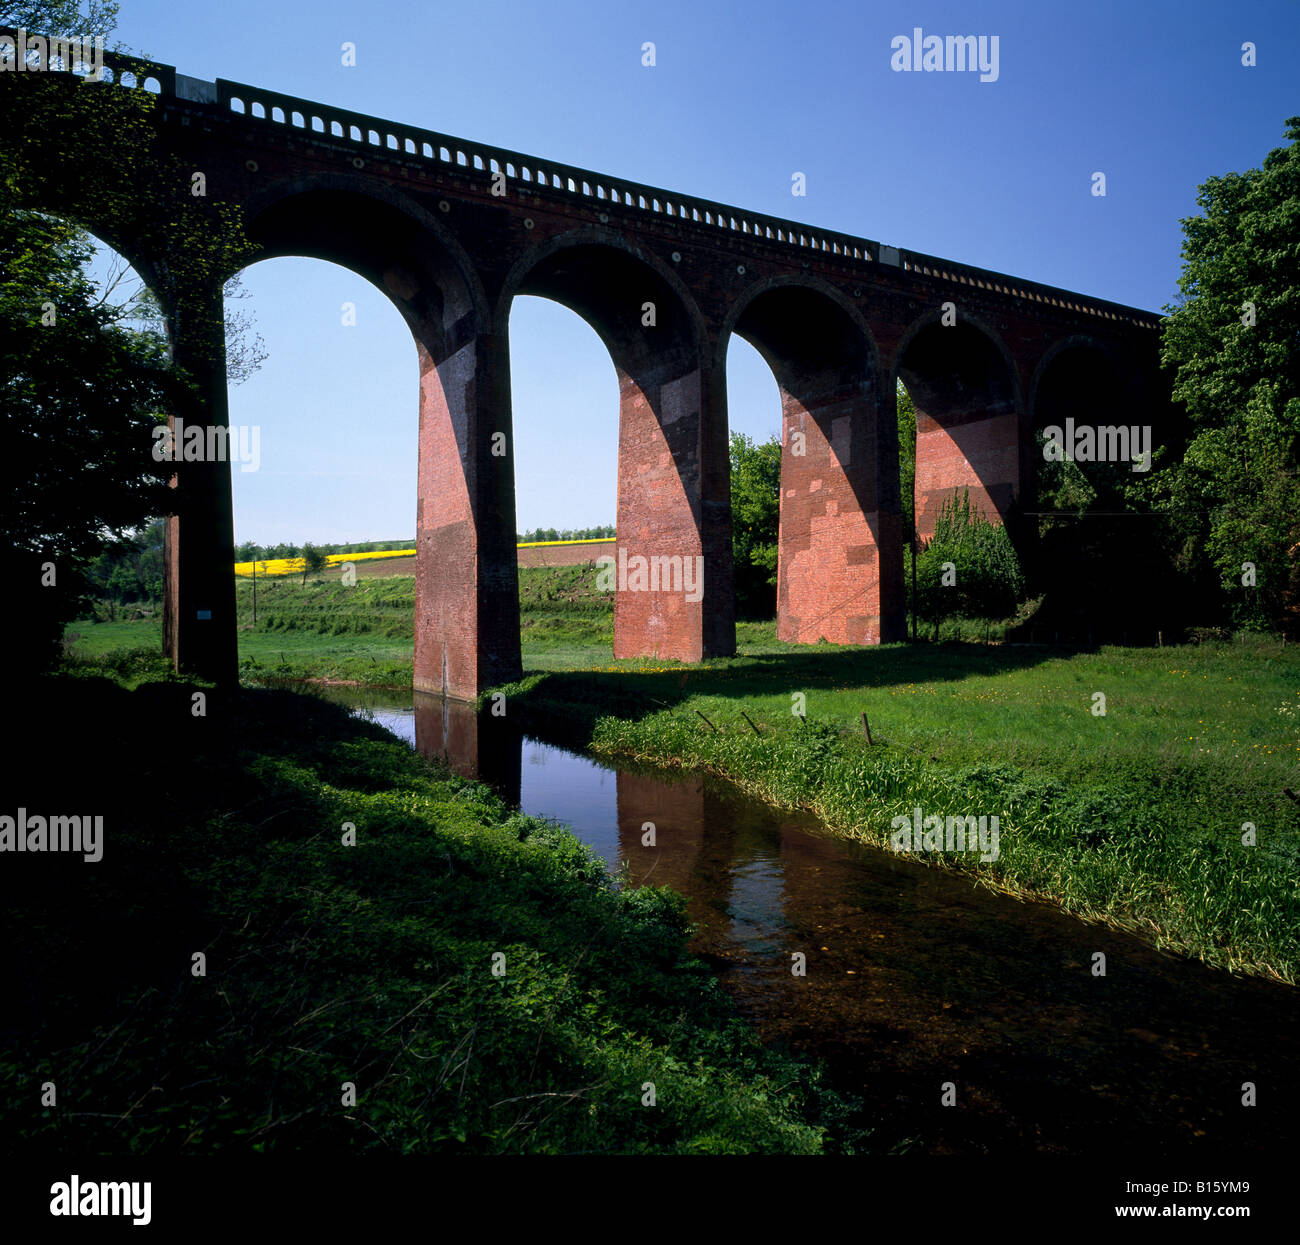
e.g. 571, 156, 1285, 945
914, 489, 1025, 631
0, 206, 177, 666
729, 431, 781, 617
0, 1, 120, 43
33, 0, 268, 390
300, 542, 327, 585
1157, 116, 1300, 632
1, 0, 256, 668
86, 519, 166, 604
897, 380, 916, 543
109, 270, 267, 386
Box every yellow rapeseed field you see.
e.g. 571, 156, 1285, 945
233, 537, 614, 577
233, 549, 416, 577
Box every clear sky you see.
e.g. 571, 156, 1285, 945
87, 0, 1300, 544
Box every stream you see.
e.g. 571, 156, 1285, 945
315, 684, 1299, 1156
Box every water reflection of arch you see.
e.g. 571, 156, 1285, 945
412, 691, 521, 807
616, 771, 739, 939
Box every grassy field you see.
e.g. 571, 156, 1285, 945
66, 565, 615, 680
65, 565, 780, 679
231, 564, 619, 678
3, 669, 855, 1155
64, 567, 1300, 981
501, 637, 1300, 982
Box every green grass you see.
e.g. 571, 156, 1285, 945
1, 671, 856, 1155
62, 617, 163, 657
63, 570, 1300, 981
228, 565, 614, 680
499, 635, 1300, 982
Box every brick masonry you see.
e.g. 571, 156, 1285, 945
0, 54, 1166, 696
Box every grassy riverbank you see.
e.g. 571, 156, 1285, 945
500, 636, 1300, 983
1, 666, 855, 1155
62, 568, 1300, 982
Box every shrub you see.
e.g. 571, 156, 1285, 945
915, 489, 1025, 624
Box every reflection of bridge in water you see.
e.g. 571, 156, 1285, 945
413, 691, 744, 931
407, 690, 1300, 1156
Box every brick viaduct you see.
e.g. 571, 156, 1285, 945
6, 40, 1166, 699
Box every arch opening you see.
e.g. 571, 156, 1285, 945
503, 240, 730, 662
723, 335, 783, 622
729, 283, 904, 646
224, 254, 417, 682
507, 296, 620, 661
236, 183, 518, 698
897, 319, 1018, 544
27, 231, 176, 655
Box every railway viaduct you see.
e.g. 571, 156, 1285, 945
3, 36, 1166, 699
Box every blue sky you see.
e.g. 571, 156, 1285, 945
91, 0, 1300, 544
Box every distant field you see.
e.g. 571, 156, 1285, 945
234, 548, 416, 577
64, 565, 621, 680
316, 555, 417, 579
236, 537, 614, 580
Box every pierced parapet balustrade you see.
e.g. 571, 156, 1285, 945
0, 25, 1160, 330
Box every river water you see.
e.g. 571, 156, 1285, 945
316, 684, 1299, 1156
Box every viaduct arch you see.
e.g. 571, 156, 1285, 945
1, 36, 1168, 698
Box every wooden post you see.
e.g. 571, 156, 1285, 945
861, 711, 873, 746
741, 711, 763, 737
695, 708, 717, 732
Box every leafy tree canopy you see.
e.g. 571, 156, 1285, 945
729, 431, 780, 617
1158, 116, 1300, 630
0, 0, 253, 667
0, 205, 177, 665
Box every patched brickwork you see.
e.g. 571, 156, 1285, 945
914, 410, 1020, 538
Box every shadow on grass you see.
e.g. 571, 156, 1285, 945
510, 640, 1069, 739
